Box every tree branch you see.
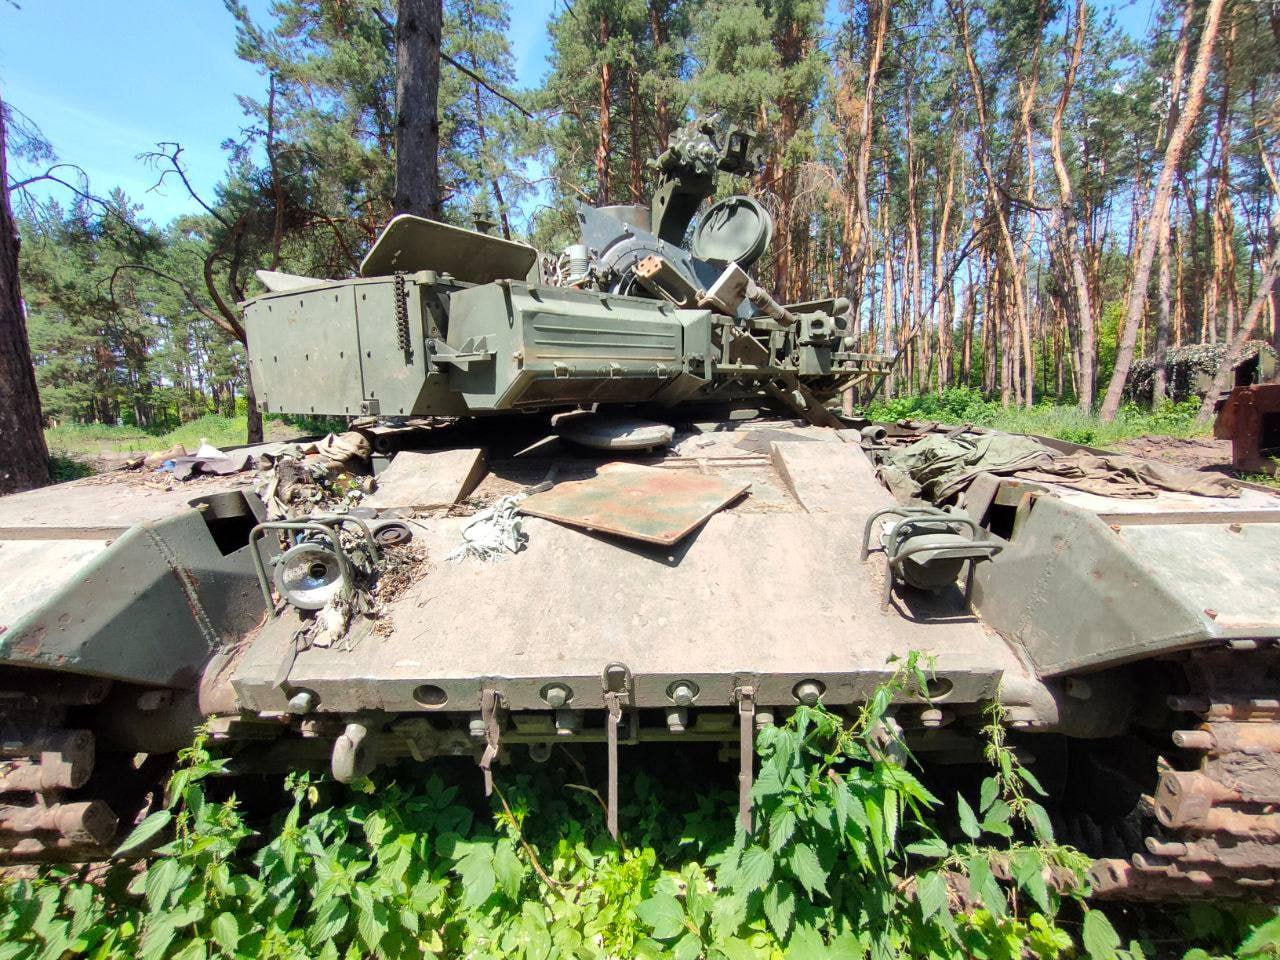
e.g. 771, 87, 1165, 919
109, 263, 245, 343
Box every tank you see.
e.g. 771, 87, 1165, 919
2, 117, 1279, 902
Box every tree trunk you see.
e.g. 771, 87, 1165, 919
0, 90, 52, 494
393, 0, 442, 217
950, 0, 1034, 408
1151, 0, 1196, 404
846, 0, 889, 308
1100, 0, 1227, 421
596, 13, 612, 206
649, 0, 671, 151
1044, 0, 1095, 409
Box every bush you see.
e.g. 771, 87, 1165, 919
864, 388, 1206, 448
4, 658, 1277, 960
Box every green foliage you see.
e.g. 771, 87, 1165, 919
6, 662, 1278, 959
44, 413, 324, 460
865, 387, 1207, 447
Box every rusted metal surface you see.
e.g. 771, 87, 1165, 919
0, 800, 118, 844
1091, 649, 1280, 901
518, 462, 750, 545
0, 674, 124, 864
1214, 383, 1280, 475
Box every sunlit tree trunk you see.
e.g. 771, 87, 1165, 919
1101, 0, 1227, 421
0, 89, 52, 493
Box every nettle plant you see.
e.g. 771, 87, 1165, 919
3, 656, 1279, 960
634, 656, 1098, 960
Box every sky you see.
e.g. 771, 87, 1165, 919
0, 0, 558, 225
1, 0, 1151, 227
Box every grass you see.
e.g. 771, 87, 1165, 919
863, 387, 1208, 447
42, 413, 332, 479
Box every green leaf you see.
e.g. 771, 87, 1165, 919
139, 918, 177, 960
1238, 916, 1280, 957
733, 846, 773, 894
170, 938, 207, 960
210, 912, 239, 954
978, 776, 999, 813
785, 922, 828, 960
636, 893, 685, 941
452, 843, 497, 909
831, 777, 852, 831
673, 932, 702, 960
905, 837, 948, 858
1017, 764, 1047, 797
114, 809, 172, 857
916, 871, 948, 921
492, 839, 524, 899
143, 857, 180, 913
308, 900, 349, 948
956, 793, 980, 839
967, 856, 1006, 918
828, 932, 865, 959
1082, 910, 1121, 960
980, 800, 1013, 838
354, 896, 389, 953
1025, 801, 1055, 843
762, 883, 795, 942
787, 843, 828, 898
518, 902, 552, 960
768, 807, 797, 853
1012, 850, 1050, 913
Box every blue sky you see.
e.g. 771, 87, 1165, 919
2, 0, 1150, 226
1, 0, 558, 224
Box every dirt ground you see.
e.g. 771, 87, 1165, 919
1108, 435, 1236, 474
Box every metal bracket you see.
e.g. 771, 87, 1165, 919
736, 685, 756, 832
427, 336, 493, 371
479, 688, 502, 796
602, 662, 632, 840
860, 506, 1001, 604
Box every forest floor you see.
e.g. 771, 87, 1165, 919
39, 401, 1277, 487
44, 413, 312, 479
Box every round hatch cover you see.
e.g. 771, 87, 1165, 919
691, 196, 773, 268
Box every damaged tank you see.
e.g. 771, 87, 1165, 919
2, 116, 1280, 903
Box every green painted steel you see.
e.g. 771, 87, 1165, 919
0, 492, 272, 688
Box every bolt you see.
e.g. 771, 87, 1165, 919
468, 715, 486, 739
542, 684, 572, 709
669, 682, 698, 707
920, 708, 947, 728
666, 706, 688, 733
755, 709, 775, 730
287, 690, 318, 715
793, 680, 825, 706
1228, 523, 1243, 533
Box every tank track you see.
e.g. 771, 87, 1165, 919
0, 673, 121, 864
1090, 647, 1280, 900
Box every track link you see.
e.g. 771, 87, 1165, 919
1090, 648, 1280, 900
0, 674, 120, 864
